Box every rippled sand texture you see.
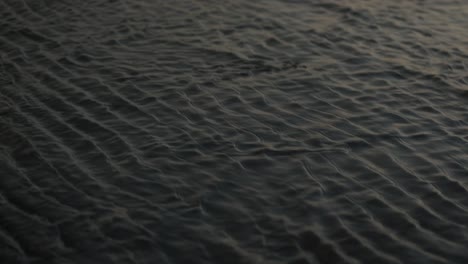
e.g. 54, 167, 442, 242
2, 0, 468, 263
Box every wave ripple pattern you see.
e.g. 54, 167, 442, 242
1, 0, 468, 263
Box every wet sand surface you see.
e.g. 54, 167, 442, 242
1, 0, 468, 263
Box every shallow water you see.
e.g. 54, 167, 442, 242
1, 0, 468, 263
